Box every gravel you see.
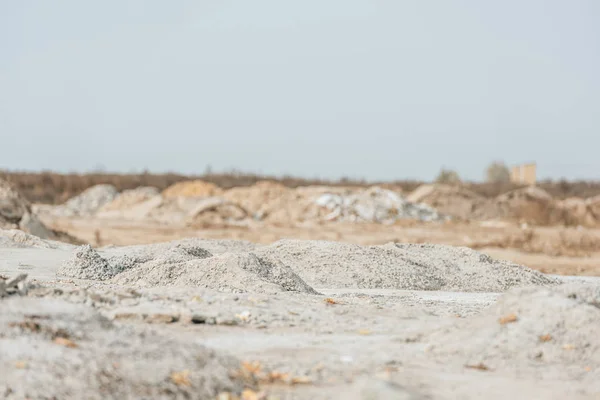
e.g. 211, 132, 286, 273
254, 240, 559, 292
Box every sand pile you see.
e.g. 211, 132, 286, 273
587, 195, 600, 219
97, 186, 159, 212
491, 186, 564, 225
314, 187, 444, 223
162, 180, 222, 198
187, 197, 249, 227
223, 181, 294, 221
427, 284, 600, 375
254, 240, 558, 292
222, 183, 365, 224
0, 179, 65, 241
407, 184, 500, 220
113, 252, 318, 294
131, 196, 249, 226
51, 184, 118, 217
0, 297, 247, 399
555, 197, 599, 227
407, 184, 600, 226
0, 179, 30, 227
59, 242, 317, 294
58, 245, 136, 280
103, 237, 257, 257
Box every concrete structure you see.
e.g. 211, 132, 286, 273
511, 163, 537, 185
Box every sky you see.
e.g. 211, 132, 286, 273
1, 0, 599, 181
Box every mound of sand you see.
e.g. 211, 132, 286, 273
427, 284, 600, 375
553, 197, 599, 227
102, 237, 257, 257
59, 242, 317, 294
587, 195, 600, 219
407, 184, 499, 220
97, 186, 159, 212
0, 297, 247, 399
223, 181, 293, 221
187, 197, 249, 227
314, 187, 444, 223
113, 252, 318, 294
162, 180, 222, 198
254, 240, 558, 292
492, 186, 562, 225
59, 245, 136, 280
222, 183, 368, 224
51, 184, 119, 217
0, 179, 74, 242
126, 196, 250, 226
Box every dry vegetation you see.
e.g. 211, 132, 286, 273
2, 170, 600, 205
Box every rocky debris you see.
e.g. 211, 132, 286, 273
0, 274, 29, 298
255, 240, 558, 292
426, 284, 600, 376
0, 179, 31, 227
17, 212, 55, 238
0, 179, 78, 242
0, 297, 249, 399
162, 180, 222, 198
51, 184, 118, 217
315, 187, 445, 223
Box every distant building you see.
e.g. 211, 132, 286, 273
510, 163, 536, 185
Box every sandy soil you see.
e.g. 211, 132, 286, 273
1, 233, 599, 399
39, 214, 600, 277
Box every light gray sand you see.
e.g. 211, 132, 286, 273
0, 297, 247, 399
255, 240, 558, 292
1, 235, 599, 399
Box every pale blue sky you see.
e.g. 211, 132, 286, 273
1, 0, 598, 181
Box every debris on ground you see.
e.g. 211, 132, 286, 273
0, 273, 29, 298
314, 187, 445, 223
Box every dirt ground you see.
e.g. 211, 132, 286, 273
39, 214, 600, 277
1, 234, 599, 399
2, 205, 600, 399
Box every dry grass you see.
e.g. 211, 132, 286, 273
0, 170, 415, 204
1, 170, 600, 205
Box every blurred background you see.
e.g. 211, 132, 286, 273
1, 0, 599, 276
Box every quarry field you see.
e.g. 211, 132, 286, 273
1, 177, 600, 399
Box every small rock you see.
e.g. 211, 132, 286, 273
216, 316, 239, 326
146, 313, 179, 324
191, 313, 217, 325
